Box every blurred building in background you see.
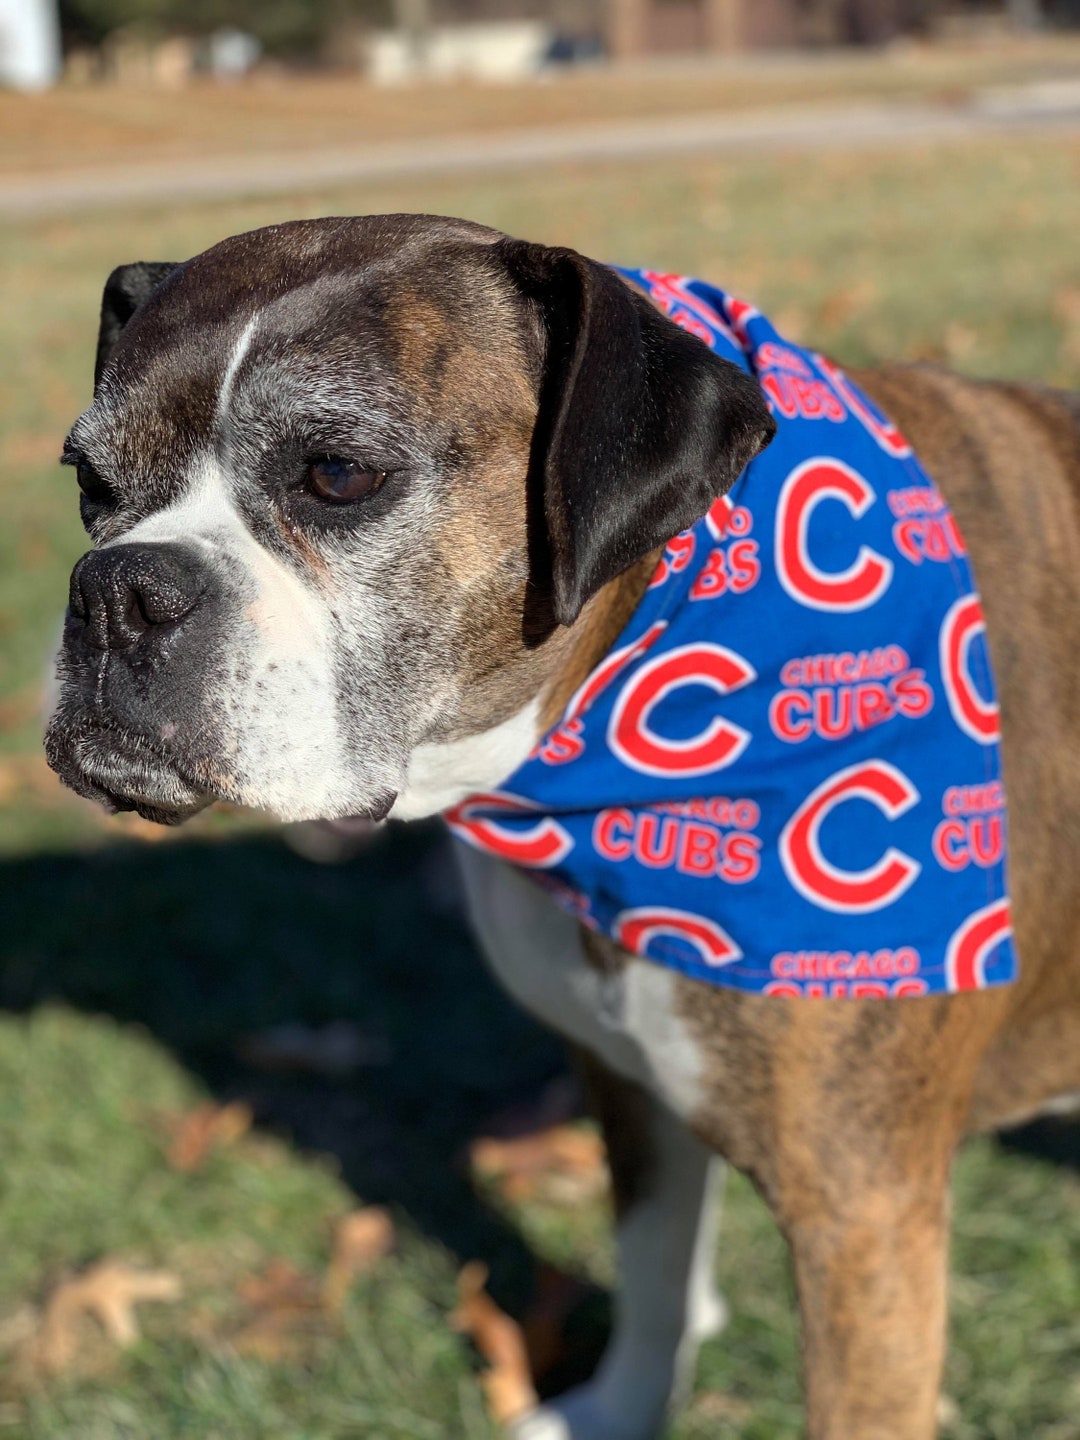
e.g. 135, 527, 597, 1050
374, 0, 1077, 78
3, 0, 1076, 89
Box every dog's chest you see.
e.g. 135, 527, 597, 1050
454, 841, 706, 1120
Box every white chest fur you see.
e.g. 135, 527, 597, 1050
453, 841, 705, 1120
390, 701, 542, 821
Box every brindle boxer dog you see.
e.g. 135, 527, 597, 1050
45, 214, 1080, 1440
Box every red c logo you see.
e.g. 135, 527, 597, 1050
779, 760, 921, 913
945, 899, 1013, 991
563, 621, 668, 724
444, 793, 572, 868
939, 595, 999, 744
609, 643, 755, 778
614, 906, 742, 968
775, 459, 893, 612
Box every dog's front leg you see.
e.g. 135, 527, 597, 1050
783, 1184, 949, 1440
456, 845, 726, 1439
515, 1056, 726, 1440
726, 1009, 962, 1440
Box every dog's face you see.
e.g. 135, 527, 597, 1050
45, 215, 773, 825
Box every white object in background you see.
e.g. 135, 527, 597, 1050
206, 28, 262, 79
368, 21, 552, 85
0, 0, 60, 90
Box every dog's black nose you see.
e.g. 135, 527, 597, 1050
69, 544, 207, 651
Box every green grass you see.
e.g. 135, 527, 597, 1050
1, 134, 1079, 1436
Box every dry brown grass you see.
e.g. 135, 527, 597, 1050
3, 35, 1080, 177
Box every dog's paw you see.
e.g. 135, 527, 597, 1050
508, 1387, 656, 1440
508, 1407, 574, 1440
688, 1283, 729, 1344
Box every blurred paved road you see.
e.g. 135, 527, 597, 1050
4, 81, 1080, 219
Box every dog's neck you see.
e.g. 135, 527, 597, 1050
537, 549, 662, 730
389, 548, 660, 820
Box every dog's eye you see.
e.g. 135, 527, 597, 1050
75, 462, 113, 507
307, 456, 385, 504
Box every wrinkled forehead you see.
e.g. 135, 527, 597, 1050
71, 217, 538, 485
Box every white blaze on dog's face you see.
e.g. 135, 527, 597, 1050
44, 215, 774, 826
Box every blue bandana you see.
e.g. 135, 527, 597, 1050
447, 269, 1016, 999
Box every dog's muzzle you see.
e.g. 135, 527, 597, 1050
45, 541, 221, 823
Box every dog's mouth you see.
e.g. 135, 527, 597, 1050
45, 720, 400, 827
45, 722, 214, 826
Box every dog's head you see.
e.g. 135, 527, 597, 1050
45, 215, 774, 824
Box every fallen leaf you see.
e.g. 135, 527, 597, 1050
236, 1257, 320, 1313
322, 1207, 395, 1313
228, 1211, 396, 1361
166, 1101, 252, 1172
471, 1125, 607, 1205
229, 1312, 314, 1362
231, 1258, 324, 1361
452, 1262, 537, 1425
32, 1260, 181, 1373
689, 1389, 753, 1423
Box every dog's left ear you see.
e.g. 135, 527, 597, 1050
497, 240, 776, 628
95, 261, 181, 390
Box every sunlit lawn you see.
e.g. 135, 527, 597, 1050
1, 133, 1079, 1437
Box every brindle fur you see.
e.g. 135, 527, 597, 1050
566, 366, 1080, 1439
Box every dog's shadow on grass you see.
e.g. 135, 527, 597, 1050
0, 821, 612, 1386
1, 821, 1076, 1386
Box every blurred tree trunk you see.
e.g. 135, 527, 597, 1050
608, 0, 647, 59
704, 0, 742, 51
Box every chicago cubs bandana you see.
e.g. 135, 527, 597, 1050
446, 268, 1016, 999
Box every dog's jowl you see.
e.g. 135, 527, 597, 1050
46, 215, 1080, 1440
